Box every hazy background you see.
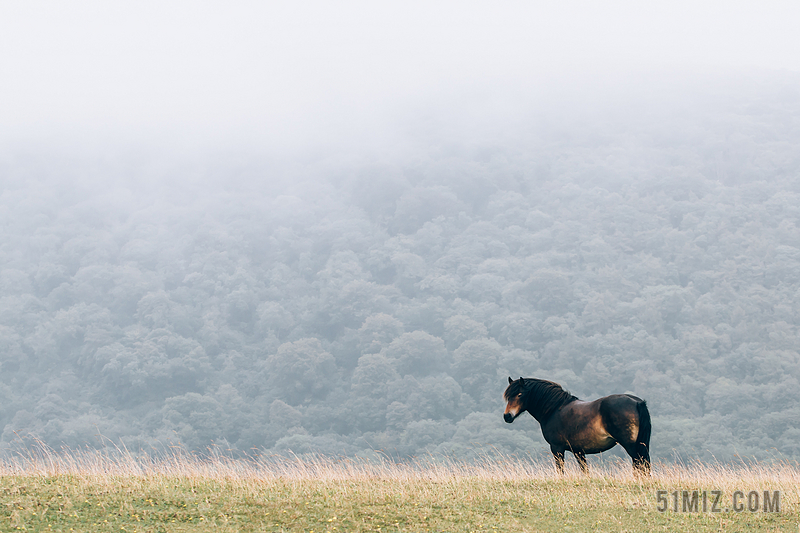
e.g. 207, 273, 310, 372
3, 1, 800, 154
1, 1, 800, 463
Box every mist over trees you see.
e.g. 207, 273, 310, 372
1, 73, 800, 462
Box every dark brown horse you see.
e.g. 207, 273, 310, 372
503, 377, 651, 474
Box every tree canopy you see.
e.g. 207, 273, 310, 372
1, 73, 800, 462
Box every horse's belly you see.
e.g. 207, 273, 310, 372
580, 436, 617, 454
565, 418, 618, 453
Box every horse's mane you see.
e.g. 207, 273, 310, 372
505, 378, 578, 422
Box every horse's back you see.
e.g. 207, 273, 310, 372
601, 393, 643, 406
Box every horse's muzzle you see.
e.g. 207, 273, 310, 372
504, 413, 514, 423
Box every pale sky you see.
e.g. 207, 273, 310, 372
1, 1, 798, 154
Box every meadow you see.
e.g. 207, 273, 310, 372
0, 446, 798, 532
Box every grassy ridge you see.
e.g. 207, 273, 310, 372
1, 451, 798, 532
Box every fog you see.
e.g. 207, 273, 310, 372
1, 2, 800, 463
3, 1, 799, 154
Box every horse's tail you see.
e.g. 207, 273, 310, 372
635, 400, 652, 474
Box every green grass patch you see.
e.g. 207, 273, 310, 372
1, 472, 798, 532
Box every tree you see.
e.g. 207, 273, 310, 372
266, 338, 337, 405
381, 331, 448, 377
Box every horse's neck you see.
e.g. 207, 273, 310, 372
526, 388, 575, 422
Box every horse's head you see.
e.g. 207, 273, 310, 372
503, 376, 526, 423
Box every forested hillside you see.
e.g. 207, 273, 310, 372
1, 74, 800, 462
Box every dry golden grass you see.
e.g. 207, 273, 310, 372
0, 442, 798, 532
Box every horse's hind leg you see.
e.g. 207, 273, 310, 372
601, 398, 651, 476
551, 447, 565, 474
622, 443, 650, 475
632, 444, 651, 475
574, 451, 589, 475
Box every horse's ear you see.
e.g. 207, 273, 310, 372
519, 377, 524, 384
508, 377, 513, 384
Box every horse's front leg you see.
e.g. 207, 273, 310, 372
550, 447, 565, 474
574, 451, 588, 474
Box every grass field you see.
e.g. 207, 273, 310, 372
1, 446, 798, 532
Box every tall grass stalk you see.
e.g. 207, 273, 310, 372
1, 440, 798, 531
2, 439, 799, 485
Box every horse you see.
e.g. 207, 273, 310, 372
503, 377, 651, 475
